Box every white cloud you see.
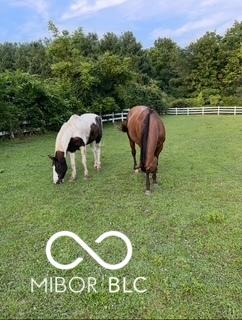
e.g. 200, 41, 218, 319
122, 0, 197, 21
10, 0, 48, 17
62, 0, 128, 20
201, 0, 220, 7
3, 0, 241, 46
149, 0, 242, 45
152, 13, 227, 39
4, 0, 50, 42
17, 20, 49, 41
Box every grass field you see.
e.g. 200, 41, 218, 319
1, 116, 242, 319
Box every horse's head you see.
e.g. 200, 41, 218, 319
48, 152, 67, 184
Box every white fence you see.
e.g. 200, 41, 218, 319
1, 107, 242, 138
102, 110, 129, 123
0, 111, 130, 138
167, 106, 242, 116
103, 107, 242, 119
0, 121, 41, 138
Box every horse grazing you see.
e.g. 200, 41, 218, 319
49, 114, 102, 184
122, 106, 165, 195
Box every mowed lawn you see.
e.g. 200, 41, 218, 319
0, 116, 242, 319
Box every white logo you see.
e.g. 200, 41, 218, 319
46, 231, 132, 270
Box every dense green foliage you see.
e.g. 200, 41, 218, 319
0, 21, 241, 132
1, 117, 242, 318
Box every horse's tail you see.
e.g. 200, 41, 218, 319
140, 108, 153, 172
97, 115, 102, 126
96, 115, 103, 132
121, 120, 128, 132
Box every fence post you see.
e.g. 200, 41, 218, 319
234, 106, 237, 115
176, 108, 178, 115
112, 112, 115, 123
202, 107, 204, 115
121, 112, 124, 122
187, 108, 189, 116
218, 106, 220, 115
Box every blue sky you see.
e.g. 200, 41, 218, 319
1, 0, 241, 47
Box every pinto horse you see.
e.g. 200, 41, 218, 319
122, 106, 165, 195
49, 114, 102, 184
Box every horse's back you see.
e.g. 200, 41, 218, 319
69, 113, 100, 127
68, 113, 102, 145
127, 106, 165, 145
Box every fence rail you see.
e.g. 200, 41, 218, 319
166, 106, 242, 115
1, 107, 242, 138
0, 121, 41, 138
0, 111, 130, 138
101, 111, 129, 123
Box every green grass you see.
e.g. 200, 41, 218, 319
0, 116, 242, 319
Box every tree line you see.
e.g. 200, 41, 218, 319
0, 21, 241, 133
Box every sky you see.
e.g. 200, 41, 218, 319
0, 0, 241, 47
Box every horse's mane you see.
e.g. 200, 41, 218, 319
140, 108, 153, 172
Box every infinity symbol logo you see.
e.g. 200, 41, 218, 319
46, 231, 132, 270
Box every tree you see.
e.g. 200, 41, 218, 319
185, 32, 222, 93
100, 32, 120, 54
0, 43, 17, 71
1, 20, 242, 134
220, 22, 242, 96
149, 38, 183, 95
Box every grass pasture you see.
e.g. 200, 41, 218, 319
0, 116, 242, 319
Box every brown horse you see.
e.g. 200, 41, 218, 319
122, 106, 165, 195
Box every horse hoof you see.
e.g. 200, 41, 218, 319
69, 178, 76, 183
145, 190, 151, 196
84, 175, 90, 180
134, 169, 140, 174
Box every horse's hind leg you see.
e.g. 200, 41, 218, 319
69, 152, 77, 181
152, 171, 157, 185
145, 173, 151, 195
96, 142, 101, 170
92, 142, 98, 169
152, 142, 164, 185
92, 141, 101, 171
129, 137, 138, 172
81, 146, 89, 179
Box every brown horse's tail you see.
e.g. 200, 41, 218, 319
140, 108, 153, 172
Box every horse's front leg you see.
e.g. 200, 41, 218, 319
81, 146, 89, 179
69, 152, 76, 181
145, 172, 151, 195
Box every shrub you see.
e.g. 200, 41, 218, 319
0, 71, 72, 132
200, 88, 220, 104
121, 82, 168, 113
0, 103, 21, 134
192, 92, 205, 107
222, 96, 242, 106
209, 95, 222, 106
91, 96, 119, 114
170, 98, 193, 108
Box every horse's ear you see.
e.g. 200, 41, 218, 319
48, 155, 56, 161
